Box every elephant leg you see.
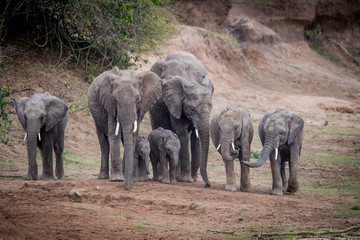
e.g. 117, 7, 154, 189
54, 142, 64, 179
270, 151, 283, 196
133, 157, 139, 182
190, 130, 200, 182
176, 130, 193, 183
160, 154, 170, 183
95, 125, 110, 179
281, 160, 288, 191
287, 145, 300, 193
240, 144, 251, 192
40, 136, 55, 180
224, 160, 236, 192
109, 134, 124, 181
150, 152, 160, 181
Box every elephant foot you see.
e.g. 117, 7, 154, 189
110, 172, 124, 182
225, 184, 236, 192
191, 173, 198, 182
240, 185, 251, 192
270, 188, 283, 196
162, 178, 170, 184
25, 173, 38, 180
138, 175, 149, 182
177, 174, 194, 183
97, 171, 109, 179
40, 173, 55, 180
170, 179, 177, 183
55, 168, 64, 179
287, 182, 299, 193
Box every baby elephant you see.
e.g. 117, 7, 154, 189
211, 108, 254, 192
242, 109, 304, 196
16, 92, 68, 180
148, 127, 180, 183
133, 134, 151, 181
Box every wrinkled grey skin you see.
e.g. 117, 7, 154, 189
242, 109, 304, 196
16, 92, 68, 180
149, 127, 180, 183
133, 134, 150, 182
150, 54, 213, 187
87, 67, 162, 190
211, 108, 253, 192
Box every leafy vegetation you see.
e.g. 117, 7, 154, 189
0, 86, 12, 144
0, 0, 177, 74
309, 43, 339, 63
188, 202, 199, 210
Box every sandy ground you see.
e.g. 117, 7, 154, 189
1, 22, 360, 240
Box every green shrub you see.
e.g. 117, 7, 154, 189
0, 0, 177, 71
0, 86, 12, 144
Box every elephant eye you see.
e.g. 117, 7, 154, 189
280, 130, 285, 135
136, 95, 141, 103
112, 97, 116, 103
234, 125, 239, 130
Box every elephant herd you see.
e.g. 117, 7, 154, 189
15, 54, 304, 196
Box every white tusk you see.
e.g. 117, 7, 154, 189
232, 142, 235, 151
23, 133, 27, 141
216, 144, 221, 151
115, 122, 120, 136
38, 133, 41, 141
275, 148, 278, 161
133, 120, 137, 133
195, 128, 199, 138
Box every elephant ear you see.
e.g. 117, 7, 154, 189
135, 71, 162, 121
45, 96, 68, 132
150, 61, 164, 78
16, 97, 30, 130
98, 73, 117, 117
288, 113, 304, 145
162, 76, 189, 119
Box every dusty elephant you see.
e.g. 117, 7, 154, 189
210, 108, 254, 192
16, 92, 68, 180
133, 134, 150, 182
87, 67, 162, 190
148, 127, 180, 183
150, 54, 213, 187
242, 109, 304, 196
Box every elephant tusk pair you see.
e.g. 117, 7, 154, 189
115, 120, 137, 136
275, 148, 278, 161
216, 142, 235, 151
23, 133, 41, 141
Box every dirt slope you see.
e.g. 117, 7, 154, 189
1, 1, 360, 239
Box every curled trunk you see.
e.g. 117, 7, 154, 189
244, 138, 274, 168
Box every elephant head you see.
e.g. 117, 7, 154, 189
16, 92, 68, 180
243, 109, 304, 168
160, 130, 181, 168
162, 75, 213, 185
211, 108, 245, 161
96, 69, 161, 189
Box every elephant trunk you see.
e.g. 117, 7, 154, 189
199, 123, 211, 187
26, 130, 39, 179
122, 126, 134, 190
219, 133, 236, 162
145, 156, 150, 175
244, 137, 274, 168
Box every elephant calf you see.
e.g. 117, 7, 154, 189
148, 127, 180, 183
133, 134, 150, 182
242, 109, 304, 196
16, 92, 68, 180
211, 108, 254, 192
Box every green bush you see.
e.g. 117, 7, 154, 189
0, 0, 177, 71
0, 86, 12, 144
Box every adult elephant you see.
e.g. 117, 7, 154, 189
242, 109, 304, 196
210, 108, 253, 192
16, 92, 68, 180
150, 54, 214, 187
88, 67, 161, 190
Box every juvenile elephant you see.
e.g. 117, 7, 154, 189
150, 54, 213, 187
148, 127, 180, 183
133, 134, 150, 182
87, 67, 162, 190
210, 108, 254, 192
242, 109, 304, 196
16, 92, 68, 180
